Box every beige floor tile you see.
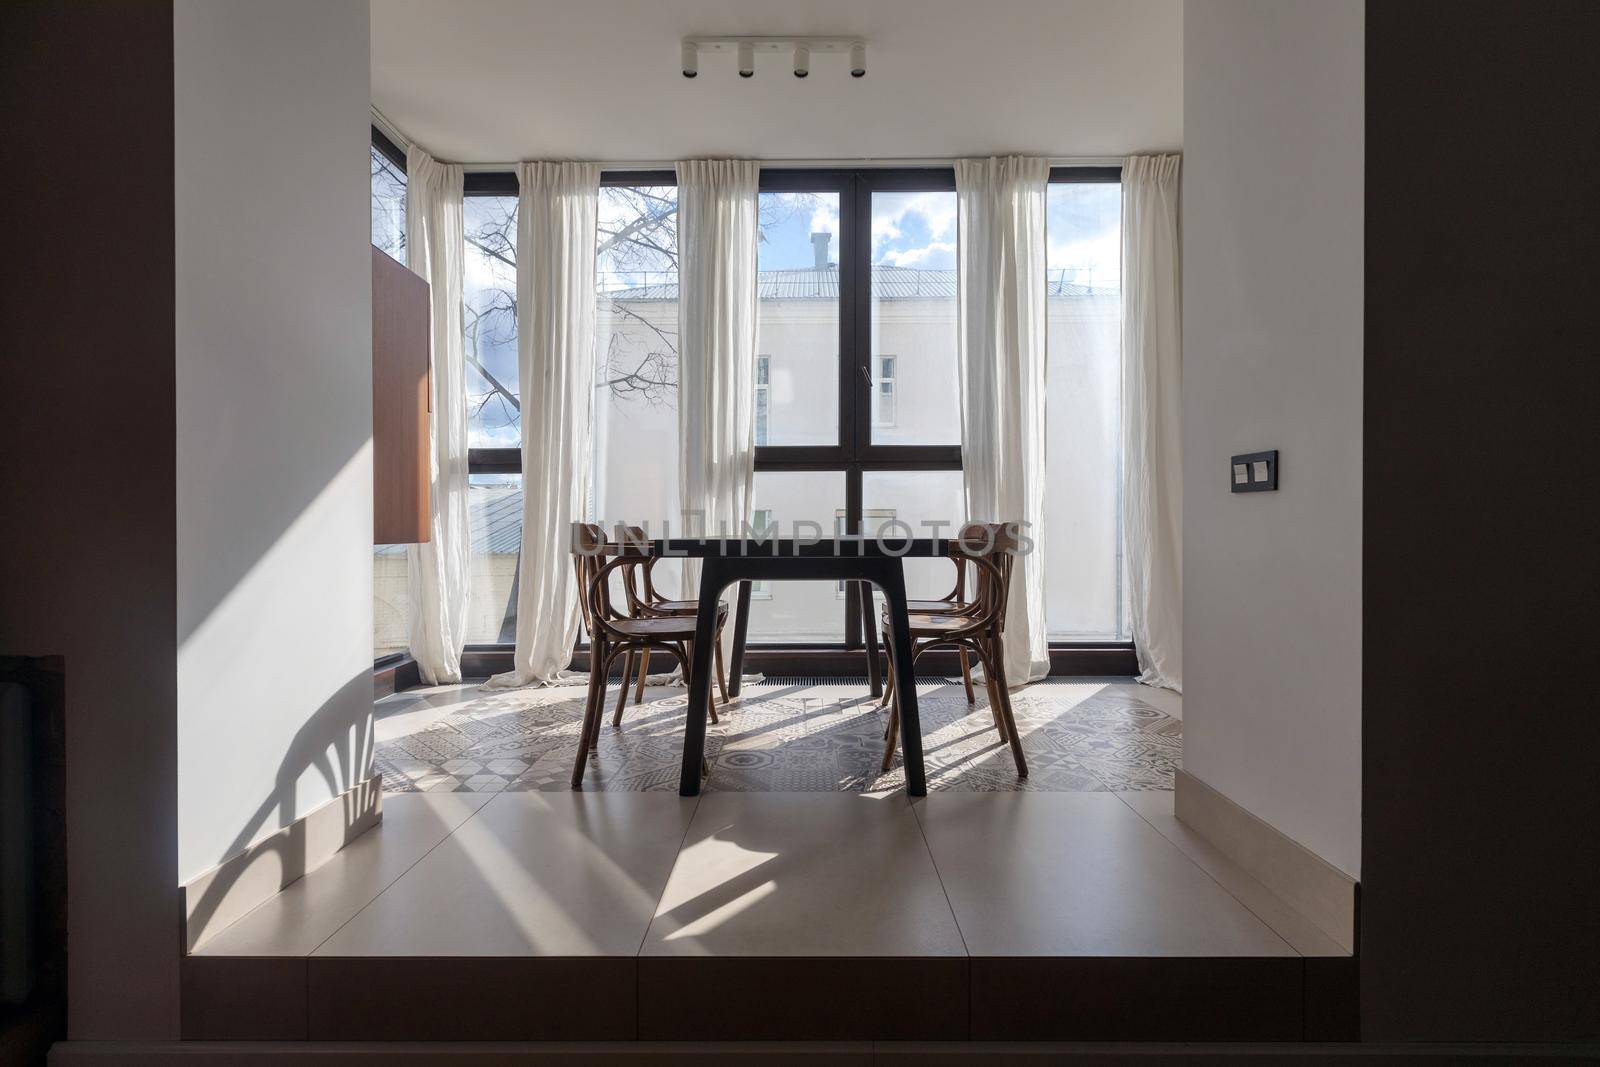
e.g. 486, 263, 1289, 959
1114, 789, 1346, 956
913, 792, 1293, 957
643, 792, 965, 957
314, 791, 697, 956
192, 792, 492, 956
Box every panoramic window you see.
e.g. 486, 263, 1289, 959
371, 139, 409, 660
1044, 178, 1126, 640
393, 158, 1128, 656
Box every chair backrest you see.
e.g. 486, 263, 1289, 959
951, 520, 1021, 631
571, 523, 605, 635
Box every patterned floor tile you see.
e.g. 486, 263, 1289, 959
375, 678, 1181, 795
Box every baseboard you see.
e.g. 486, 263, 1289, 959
1174, 770, 1357, 953
182, 775, 382, 952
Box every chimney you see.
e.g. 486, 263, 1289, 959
811, 232, 832, 270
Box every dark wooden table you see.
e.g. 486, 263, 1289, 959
643, 537, 952, 797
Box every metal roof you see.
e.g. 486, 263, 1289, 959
601, 266, 1115, 303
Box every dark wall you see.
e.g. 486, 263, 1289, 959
0, 0, 180, 1041
1364, 0, 1600, 1042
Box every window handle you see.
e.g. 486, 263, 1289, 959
860, 364, 873, 386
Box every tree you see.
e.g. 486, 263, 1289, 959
457, 187, 820, 434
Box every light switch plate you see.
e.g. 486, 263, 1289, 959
1231, 450, 1278, 493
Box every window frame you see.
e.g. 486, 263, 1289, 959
372, 127, 1126, 652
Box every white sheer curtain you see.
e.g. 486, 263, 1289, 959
484, 162, 601, 690
1122, 154, 1183, 692
955, 156, 1051, 685
675, 159, 759, 596
404, 146, 471, 685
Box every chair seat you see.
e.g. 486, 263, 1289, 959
606, 616, 707, 640
883, 612, 982, 639
642, 600, 730, 621
905, 598, 978, 614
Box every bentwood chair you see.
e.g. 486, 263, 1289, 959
879, 522, 1028, 778
880, 520, 990, 708
570, 524, 727, 788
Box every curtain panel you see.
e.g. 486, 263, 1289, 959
484, 162, 602, 690
404, 146, 471, 685
1122, 154, 1183, 692
674, 159, 761, 596
955, 156, 1052, 686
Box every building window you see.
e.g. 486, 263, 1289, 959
754, 355, 771, 446
874, 355, 897, 426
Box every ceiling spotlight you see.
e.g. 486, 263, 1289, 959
793, 41, 810, 78
738, 41, 755, 77
850, 40, 866, 77
681, 40, 698, 78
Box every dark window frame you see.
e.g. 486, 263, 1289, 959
372, 127, 1128, 651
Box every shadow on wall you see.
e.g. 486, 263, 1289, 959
183, 669, 375, 950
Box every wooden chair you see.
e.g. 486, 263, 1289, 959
608, 525, 730, 727
879, 520, 989, 707
879, 522, 1028, 778
570, 524, 727, 788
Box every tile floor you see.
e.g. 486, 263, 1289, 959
374, 676, 1182, 794
186, 680, 1351, 1042
194, 787, 1331, 962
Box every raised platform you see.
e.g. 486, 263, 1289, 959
184, 789, 1353, 1043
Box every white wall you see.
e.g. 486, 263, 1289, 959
1181, 0, 1363, 877
175, 0, 373, 883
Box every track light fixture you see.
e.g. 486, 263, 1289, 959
680, 36, 866, 80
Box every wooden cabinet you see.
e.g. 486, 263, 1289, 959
372, 246, 431, 544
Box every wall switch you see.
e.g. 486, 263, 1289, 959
1231, 450, 1278, 493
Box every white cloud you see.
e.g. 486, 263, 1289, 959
809, 200, 840, 237
881, 241, 956, 268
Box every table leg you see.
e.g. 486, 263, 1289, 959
727, 579, 752, 698
859, 581, 882, 699
879, 561, 926, 797
679, 559, 724, 796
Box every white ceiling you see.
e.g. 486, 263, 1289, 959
371, 0, 1182, 164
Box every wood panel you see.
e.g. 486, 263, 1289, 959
371, 246, 430, 544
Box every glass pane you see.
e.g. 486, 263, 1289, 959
374, 544, 410, 658
862, 470, 966, 603
870, 190, 960, 445
747, 470, 847, 644
463, 196, 520, 448
371, 144, 410, 659
591, 185, 684, 592
1044, 182, 1125, 639
466, 473, 522, 644
756, 190, 840, 445
370, 145, 406, 260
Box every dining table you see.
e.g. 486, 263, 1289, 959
623, 536, 954, 797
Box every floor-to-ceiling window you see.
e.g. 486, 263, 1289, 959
371, 135, 410, 660
1044, 172, 1127, 641
374, 130, 1127, 660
